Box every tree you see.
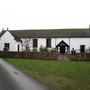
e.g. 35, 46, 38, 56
22, 38, 32, 51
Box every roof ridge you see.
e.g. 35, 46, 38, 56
1, 28, 90, 38
7, 28, 89, 31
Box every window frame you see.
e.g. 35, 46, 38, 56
80, 45, 85, 53
33, 39, 38, 48
4, 43, 10, 51
46, 38, 51, 48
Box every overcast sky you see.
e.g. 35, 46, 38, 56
0, 0, 90, 31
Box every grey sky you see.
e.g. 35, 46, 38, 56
0, 0, 90, 31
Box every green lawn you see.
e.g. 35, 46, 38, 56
4, 58, 90, 90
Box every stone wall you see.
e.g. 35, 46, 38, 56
0, 51, 57, 60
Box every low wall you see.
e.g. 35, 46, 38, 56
0, 51, 57, 60
0, 51, 90, 61
57, 53, 90, 61
70, 53, 90, 61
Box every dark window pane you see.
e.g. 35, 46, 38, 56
4, 43, 10, 51
80, 45, 85, 53
4, 43, 9, 48
17, 45, 20, 51
46, 39, 51, 48
33, 39, 38, 48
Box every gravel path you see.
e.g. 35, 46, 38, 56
0, 58, 49, 90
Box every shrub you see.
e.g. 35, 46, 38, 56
39, 46, 49, 52
32, 48, 38, 52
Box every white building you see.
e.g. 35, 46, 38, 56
0, 28, 90, 54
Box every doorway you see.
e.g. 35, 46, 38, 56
80, 45, 85, 53
56, 40, 69, 54
60, 45, 65, 54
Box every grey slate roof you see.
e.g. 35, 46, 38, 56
1, 28, 90, 38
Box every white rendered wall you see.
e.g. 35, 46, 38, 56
21, 38, 46, 51
38, 38, 46, 51
21, 38, 33, 51
16, 42, 22, 51
70, 38, 90, 53
17, 37, 90, 52
51, 38, 69, 49
38, 38, 70, 51
4, 35, 90, 53
0, 31, 22, 51
52, 38, 90, 52
21, 38, 70, 51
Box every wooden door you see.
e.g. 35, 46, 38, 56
60, 46, 65, 54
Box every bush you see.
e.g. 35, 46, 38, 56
39, 46, 49, 52
4, 47, 9, 51
71, 50, 76, 55
32, 48, 38, 52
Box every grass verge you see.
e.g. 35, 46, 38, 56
4, 58, 90, 90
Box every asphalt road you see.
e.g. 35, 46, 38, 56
0, 59, 49, 90
0, 64, 21, 90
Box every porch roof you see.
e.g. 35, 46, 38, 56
56, 40, 69, 47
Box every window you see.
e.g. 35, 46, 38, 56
33, 39, 38, 48
4, 43, 10, 51
17, 45, 20, 52
46, 39, 51, 48
80, 45, 85, 53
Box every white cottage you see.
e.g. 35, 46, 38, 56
0, 28, 90, 54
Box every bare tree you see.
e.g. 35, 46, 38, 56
22, 38, 32, 51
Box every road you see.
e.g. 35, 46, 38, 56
0, 64, 21, 90
0, 59, 49, 90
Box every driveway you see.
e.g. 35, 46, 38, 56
0, 58, 49, 90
